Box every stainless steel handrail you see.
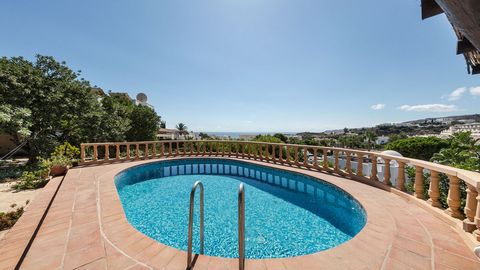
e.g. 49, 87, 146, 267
238, 183, 245, 270
187, 181, 204, 269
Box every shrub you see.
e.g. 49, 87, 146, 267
12, 170, 49, 190
385, 137, 449, 161
0, 205, 25, 231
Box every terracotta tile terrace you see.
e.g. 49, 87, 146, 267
1, 140, 480, 270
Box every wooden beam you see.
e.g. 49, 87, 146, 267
421, 0, 444, 20
472, 64, 480, 75
457, 38, 477, 55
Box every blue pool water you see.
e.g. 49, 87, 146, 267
115, 159, 366, 259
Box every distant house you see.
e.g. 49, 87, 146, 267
157, 128, 196, 140
375, 135, 390, 145
440, 123, 480, 139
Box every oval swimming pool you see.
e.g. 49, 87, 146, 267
115, 158, 366, 259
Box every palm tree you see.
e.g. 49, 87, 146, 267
365, 130, 377, 150
176, 123, 189, 135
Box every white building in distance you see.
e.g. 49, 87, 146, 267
440, 123, 480, 140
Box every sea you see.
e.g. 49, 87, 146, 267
198, 132, 297, 139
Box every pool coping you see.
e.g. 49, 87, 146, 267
97, 157, 400, 269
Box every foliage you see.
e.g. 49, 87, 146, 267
0, 55, 100, 161
12, 170, 49, 190
431, 132, 480, 171
126, 105, 160, 141
52, 142, 80, 161
176, 123, 189, 135
0, 104, 32, 139
0, 205, 25, 231
253, 135, 283, 144
385, 136, 449, 161
198, 132, 212, 140
273, 133, 288, 143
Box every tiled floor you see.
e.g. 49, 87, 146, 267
1, 157, 479, 270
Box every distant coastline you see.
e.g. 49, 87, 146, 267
199, 132, 297, 139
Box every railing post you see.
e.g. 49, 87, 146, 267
383, 159, 391, 185
135, 144, 140, 159
265, 144, 269, 161
356, 153, 363, 177
161, 142, 165, 157
294, 147, 299, 165
427, 170, 441, 207
144, 143, 149, 159
285, 146, 290, 164
345, 151, 352, 174
104, 145, 109, 161
169, 142, 173, 156
272, 144, 276, 161
153, 143, 157, 157
80, 144, 86, 163
395, 161, 405, 191
371, 154, 377, 181
303, 147, 308, 167
313, 148, 318, 168
126, 144, 130, 159
115, 144, 120, 161
474, 187, 480, 241
334, 150, 339, 171
464, 183, 478, 232
93, 145, 98, 162
322, 149, 328, 169
446, 175, 464, 219
414, 166, 424, 198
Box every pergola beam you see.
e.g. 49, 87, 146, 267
421, 0, 444, 20
457, 38, 477, 55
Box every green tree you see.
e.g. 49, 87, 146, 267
176, 123, 189, 135
431, 132, 480, 171
385, 136, 449, 160
273, 133, 288, 143
126, 105, 160, 141
0, 55, 102, 161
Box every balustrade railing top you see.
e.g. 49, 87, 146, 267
80, 140, 480, 241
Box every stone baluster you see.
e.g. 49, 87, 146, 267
464, 183, 478, 232
135, 144, 140, 159
126, 144, 130, 159
175, 142, 179, 156
153, 143, 157, 157
396, 161, 406, 191
371, 154, 377, 181
356, 153, 363, 177
446, 175, 463, 219
144, 144, 149, 159
169, 142, 173, 156
313, 148, 318, 168
80, 145, 86, 163
384, 159, 391, 185
265, 144, 270, 161
345, 152, 352, 174
294, 147, 299, 165
93, 145, 98, 161
161, 143, 165, 156
334, 150, 339, 171
474, 187, 480, 241
303, 147, 308, 166
104, 145, 109, 161
323, 149, 328, 169
427, 170, 441, 207
414, 166, 424, 198
286, 146, 290, 164
115, 144, 120, 160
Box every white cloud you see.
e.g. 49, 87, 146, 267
443, 87, 466, 101
397, 104, 458, 112
370, 103, 386, 110
470, 86, 480, 96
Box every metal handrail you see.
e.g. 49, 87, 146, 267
187, 181, 204, 269
238, 183, 245, 270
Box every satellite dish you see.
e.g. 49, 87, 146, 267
136, 93, 148, 103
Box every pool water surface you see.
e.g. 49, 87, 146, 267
115, 159, 366, 259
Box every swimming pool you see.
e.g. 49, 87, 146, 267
115, 158, 366, 259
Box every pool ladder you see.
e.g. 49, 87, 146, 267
187, 181, 245, 270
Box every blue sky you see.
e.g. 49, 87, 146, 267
1, 0, 479, 132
